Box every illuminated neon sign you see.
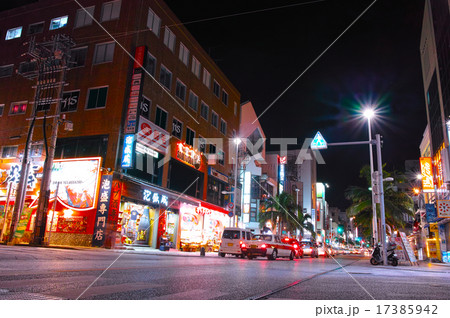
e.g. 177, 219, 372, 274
121, 134, 134, 168
420, 157, 434, 193
143, 189, 168, 206
176, 142, 201, 169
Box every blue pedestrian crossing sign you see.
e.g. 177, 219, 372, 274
311, 131, 327, 149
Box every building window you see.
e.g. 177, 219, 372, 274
144, 52, 156, 77
218, 149, 225, 165
179, 43, 189, 66
191, 56, 201, 78
28, 22, 44, 35
18, 61, 37, 74
0, 104, 4, 116
198, 136, 206, 153
186, 127, 195, 147
6, 26, 22, 40
234, 101, 237, 116
200, 101, 209, 120
221, 90, 228, 106
49, 16, 68, 30
209, 143, 216, 155
188, 91, 198, 111
155, 106, 168, 130
220, 119, 227, 135
172, 118, 183, 139
69, 47, 88, 68
101, 0, 121, 22
75, 6, 95, 28
0, 65, 14, 78
61, 90, 80, 113
93, 42, 115, 64
30, 144, 43, 157
213, 80, 220, 97
1, 146, 18, 158
211, 111, 218, 128
175, 79, 186, 101
147, 8, 161, 37
163, 27, 176, 52
9, 101, 27, 115
202, 68, 211, 88
86, 87, 108, 109
159, 65, 172, 90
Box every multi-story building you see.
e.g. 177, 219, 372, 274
419, 0, 450, 262
0, 0, 240, 249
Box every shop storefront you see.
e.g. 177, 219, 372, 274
179, 201, 230, 252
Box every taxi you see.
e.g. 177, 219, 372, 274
242, 234, 295, 260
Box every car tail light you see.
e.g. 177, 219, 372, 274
261, 244, 266, 249
241, 243, 246, 248
293, 244, 298, 249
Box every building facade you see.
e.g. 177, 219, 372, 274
0, 0, 241, 250
419, 0, 450, 262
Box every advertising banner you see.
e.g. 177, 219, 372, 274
92, 174, 113, 247
425, 203, 438, 223
137, 115, 170, 153
420, 157, 434, 192
437, 200, 450, 218
50, 158, 102, 211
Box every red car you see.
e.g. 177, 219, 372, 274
282, 237, 304, 259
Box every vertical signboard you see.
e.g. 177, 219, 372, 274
92, 174, 113, 247
124, 46, 146, 134
121, 134, 135, 168
425, 203, 438, 223
420, 157, 434, 192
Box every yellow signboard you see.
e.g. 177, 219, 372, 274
420, 157, 434, 192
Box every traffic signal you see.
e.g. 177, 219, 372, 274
325, 239, 329, 244
337, 225, 344, 234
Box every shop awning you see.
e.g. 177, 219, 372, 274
197, 200, 230, 215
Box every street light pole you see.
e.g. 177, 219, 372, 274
376, 134, 388, 265
232, 138, 241, 227
364, 109, 378, 246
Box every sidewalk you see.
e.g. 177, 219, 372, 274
116, 245, 220, 258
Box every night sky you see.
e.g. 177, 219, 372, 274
1, 0, 427, 210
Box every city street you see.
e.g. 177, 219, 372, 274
0, 246, 449, 300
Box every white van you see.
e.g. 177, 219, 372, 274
218, 227, 253, 258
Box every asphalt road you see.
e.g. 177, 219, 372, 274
0, 246, 449, 300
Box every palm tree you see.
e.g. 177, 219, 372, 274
345, 166, 414, 235
259, 192, 315, 237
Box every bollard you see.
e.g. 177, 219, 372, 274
200, 247, 205, 256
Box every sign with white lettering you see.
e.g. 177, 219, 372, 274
142, 189, 168, 206
137, 116, 170, 153
92, 174, 113, 247
121, 134, 134, 168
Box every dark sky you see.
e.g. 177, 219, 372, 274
2, 0, 427, 210
164, 0, 427, 210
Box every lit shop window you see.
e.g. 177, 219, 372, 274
9, 101, 27, 115
5, 26, 22, 40
49, 16, 68, 30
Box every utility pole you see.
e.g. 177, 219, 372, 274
375, 134, 388, 266
11, 34, 75, 246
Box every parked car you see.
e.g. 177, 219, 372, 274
282, 237, 304, 259
301, 241, 318, 258
242, 234, 295, 260
218, 227, 253, 258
